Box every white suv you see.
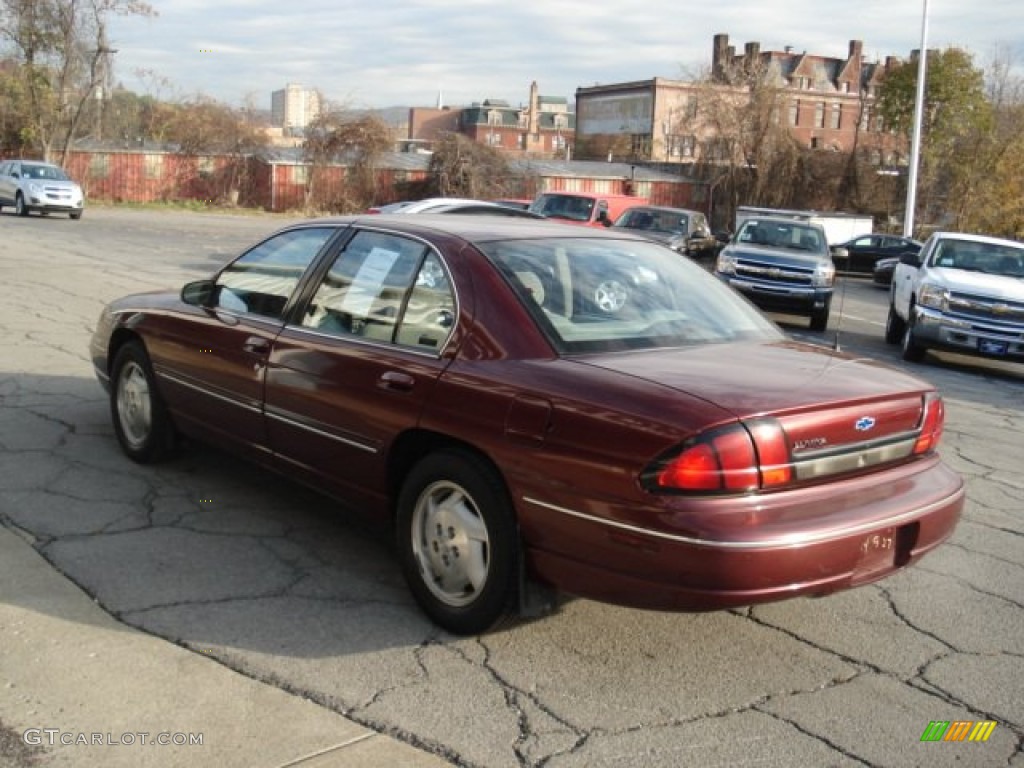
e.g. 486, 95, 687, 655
886, 231, 1024, 363
0, 160, 85, 219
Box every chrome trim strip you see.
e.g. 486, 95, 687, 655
264, 408, 378, 454
280, 323, 443, 360
794, 437, 917, 480
156, 370, 263, 415
522, 489, 963, 550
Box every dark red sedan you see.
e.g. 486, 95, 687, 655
90, 215, 964, 634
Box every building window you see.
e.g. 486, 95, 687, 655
88, 154, 110, 179
830, 103, 841, 130
814, 102, 825, 129
789, 100, 799, 126
519, 133, 528, 150
666, 134, 695, 158
875, 113, 884, 132
630, 134, 651, 157
198, 155, 216, 180
487, 110, 502, 126
553, 113, 568, 130
486, 132, 502, 147
686, 95, 698, 118
292, 165, 308, 184
144, 154, 163, 180
552, 133, 566, 151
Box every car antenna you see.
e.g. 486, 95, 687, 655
831, 269, 848, 352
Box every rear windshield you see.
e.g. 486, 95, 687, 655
737, 219, 826, 254
529, 194, 595, 223
477, 236, 782, 354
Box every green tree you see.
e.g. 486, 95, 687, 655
876, 47, 990, 232
0, 0, 155, 161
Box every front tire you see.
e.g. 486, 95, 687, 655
70, 210, 83, 220
901, 311, 927, 362
397, 450, 518, 634
809, 298, 831, 332
110, 341, 175, 463
884, 302, 905, 344
15, 193, 28, 216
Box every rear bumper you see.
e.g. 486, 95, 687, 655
521, 457, 965, 611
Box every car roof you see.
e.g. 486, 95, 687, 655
929, 231, 1024, 250
291, 213, 653, 245
620, 205, 702, 215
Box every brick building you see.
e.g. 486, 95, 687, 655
408, 82, 574, 158
575, 34, 908, 167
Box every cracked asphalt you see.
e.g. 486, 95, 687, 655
1, 207, 1021, 767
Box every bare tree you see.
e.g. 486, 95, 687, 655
688, 58, 803, 226
427, 132, 515, 199
0, 0, 156, 161
303, 111, 394, 213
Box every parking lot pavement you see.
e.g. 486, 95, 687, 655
0, 525, 451, 768
1, 208, 1022, 767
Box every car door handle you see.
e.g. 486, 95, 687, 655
242, 336, 270, 355
377, 371, 415, 392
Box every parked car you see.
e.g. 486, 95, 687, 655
0, 159, 85, 219
528, 191, 646, 228
610, 205, 720, 260
834, 234, 923, 274
492, 198, 533, 210
714, 215, 841, 331
886, 231, 1024, 363
367, 198, 541, 218
873, 256, 900, 286
91, 215, 964, 634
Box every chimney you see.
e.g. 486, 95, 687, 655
849, 40, 863, 60
713, 33, 729, 79
744, 41, 760, 60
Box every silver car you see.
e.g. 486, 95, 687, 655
0, 160, 85, 219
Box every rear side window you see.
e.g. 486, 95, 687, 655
300, 231, 456, 352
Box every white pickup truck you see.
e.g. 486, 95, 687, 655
885, 231, 1024, 363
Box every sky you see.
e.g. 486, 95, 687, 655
106, 0, 1024, 112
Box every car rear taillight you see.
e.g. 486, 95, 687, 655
913, 393, 945, 455
644, 419, 793, 494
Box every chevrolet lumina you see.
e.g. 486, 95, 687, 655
90, 215, 964, 634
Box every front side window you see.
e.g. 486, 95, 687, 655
300, 231, 456, 351
216, 227, 335, 319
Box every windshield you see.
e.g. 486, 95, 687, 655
737, 219, 826, 255
614, 208, 689, 236
23, 164, 69, 181
478, 236, 782, 354
528, 194, 595, 223
930, 240, 1024, 277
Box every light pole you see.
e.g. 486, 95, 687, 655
903, 0, 929, 238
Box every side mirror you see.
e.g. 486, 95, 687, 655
898, 251, 922, 267
181, 278, 216, 307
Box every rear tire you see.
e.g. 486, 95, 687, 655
110, 341, 175, 463
397, 450, 518, 634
